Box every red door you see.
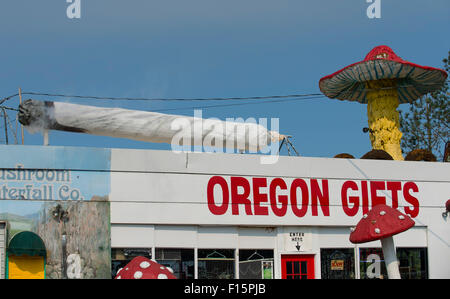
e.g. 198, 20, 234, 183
281, 255, 315, 279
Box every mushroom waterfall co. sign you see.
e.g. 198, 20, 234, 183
0, 145, 110, 202
1, 166, 78, 201
0, 145, 112, 279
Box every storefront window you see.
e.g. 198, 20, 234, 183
359, 248, 428, 279
397, 248, 428, 279
198, 249, 235, 279
320, 248, 355, 279
359, 248, 387, 279
155, 248, 194, 279
239, 249, 274, 279
111, 248, 152, 279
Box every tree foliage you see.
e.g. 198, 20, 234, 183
400, 50, 449, 160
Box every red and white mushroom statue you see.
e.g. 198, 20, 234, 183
115, 256, 177, 279
444, 199, 450, 217
349, 204, 415, 279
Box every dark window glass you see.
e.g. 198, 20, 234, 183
293, 261, 300, 274
155, 248, 194, 279
397, 248, 428, 279
359, 247, 428, 279
320, 248, 355, 279
238, 249, 274, 279
286, 261, 292, 274
359, 248, 386, 279
301, 261, 307, 274
198, 249, 235, 279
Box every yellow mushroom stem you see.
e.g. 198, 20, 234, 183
366, 79, 404, 161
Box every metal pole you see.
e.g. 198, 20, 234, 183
194, 247, 198, 279
2, 108, 8, 144
62, 232, 67, 279
19, 88, 24, 144
43, 130, 49, 146
278, 137, 286, 153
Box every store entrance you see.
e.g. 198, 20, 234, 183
281, 255, 315, 279
7, 231, 47, 279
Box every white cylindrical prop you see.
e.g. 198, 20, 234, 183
18, 99, 284, 152
380, 236, 401, 279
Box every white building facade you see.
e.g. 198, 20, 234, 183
0, 145, 448, 279
109, 148, 450, 279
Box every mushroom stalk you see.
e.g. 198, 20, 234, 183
366, 79, 404, 161
380, 236, 401, 279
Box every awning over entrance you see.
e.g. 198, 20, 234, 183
7, 231, 47, 258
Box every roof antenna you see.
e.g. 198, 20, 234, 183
278, 136, 300, 156
18, 88, 24, 144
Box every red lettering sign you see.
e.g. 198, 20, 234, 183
252, 178, 268, 215
290, 179, 309, 218
341, 180, 359, 216
403, 182, 419, 218
207, 176, 229, 215
370, 181, 386, 207
206, 176, 420, 218
340, 180, 420, 218
230, 177, 252, 215
311, 179, 330, 216
270, 178, 288, 217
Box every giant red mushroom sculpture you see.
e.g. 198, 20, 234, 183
319, 45, 447, 161
443, 199, 450, 218
349, 204, 415, 279
115, 256, 177, 279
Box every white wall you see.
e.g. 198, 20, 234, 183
110, 148, 450, 278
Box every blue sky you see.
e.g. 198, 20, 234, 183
0, 0, 449, 158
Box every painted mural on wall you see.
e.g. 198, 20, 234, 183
0, 145, 111, 279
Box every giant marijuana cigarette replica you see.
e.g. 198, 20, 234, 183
319, 45, 447, 160
18, 99, 284, 152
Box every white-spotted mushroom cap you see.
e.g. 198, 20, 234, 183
349, 204, 415, 244
114, 256, 177, 279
